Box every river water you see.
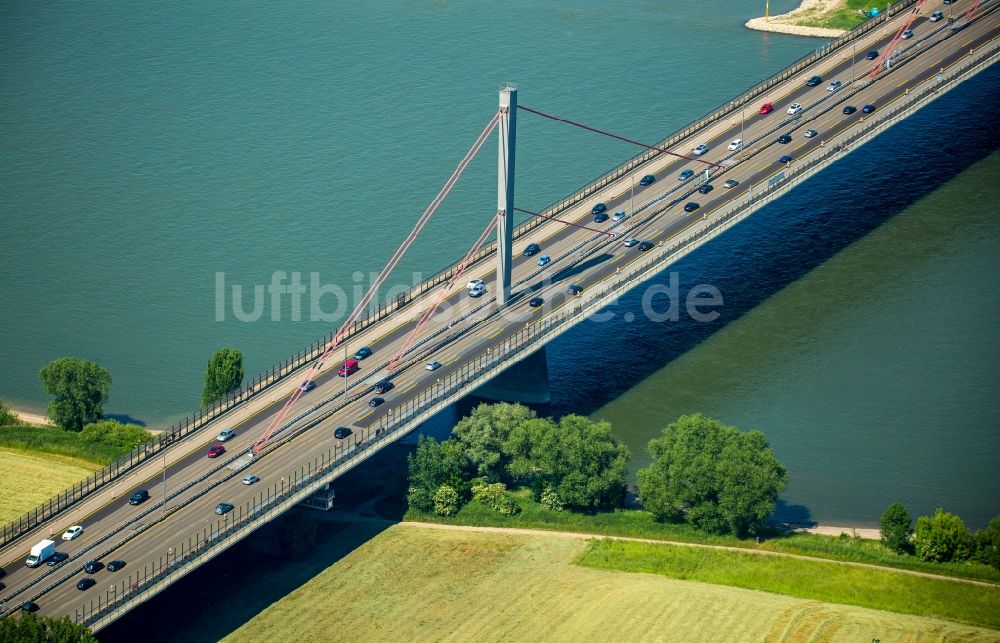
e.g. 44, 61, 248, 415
1, 1, 997, 527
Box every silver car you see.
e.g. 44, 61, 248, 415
692, 143, 709, 155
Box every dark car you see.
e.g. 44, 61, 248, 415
593, 212, 609, 223
777, 134, 792, 144
84, 560, 104, 574
353, 346, 372, 360
522, 243, 541, 257
591, 203, 607, 215
374, 380, 393, 394
298, 380, 317, 392
567, 284, 583, 295
46, 552, 69, 567
779, 155, 794, 164
334, 427, 352, 439
207, 444, 226, 458
865, 50, 879, 60
106, 560, 126, 572
638, 241, 654, 251
843, 105, 857, 115
77, 578, 96, 591
22, 602, 39, 613
369, 397, 384, 408
215, 503, 235, 515
697, 184, 713, 194
529, 297, 544, 308
805, 75, 822, 87
683, 202, 700, 213
678, 168, 695, 181
862, 104, 876, 114
129, 489, 150, 505
639, 174, 656, 186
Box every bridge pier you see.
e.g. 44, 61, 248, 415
472, 346, 550, 404
496, 84, 517, 306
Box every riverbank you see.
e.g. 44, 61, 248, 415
745, 0, 859, 38
10, 406, 52, 426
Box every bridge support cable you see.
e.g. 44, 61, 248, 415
517, 104, 723, 169
869, 0, 928, 77
512, 206, 617, 237
386, 213, 500, 372
250, 110, 501, 455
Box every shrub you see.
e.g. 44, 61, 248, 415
472, 482, 520, 516
914, 508, 973, 562
433, 484, 460, 517
880, 502, 913, 554
79, 420, 152, 451
540, 487, 564, 512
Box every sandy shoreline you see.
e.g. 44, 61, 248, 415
9, 407, 53, 426
746, 0, 850, 38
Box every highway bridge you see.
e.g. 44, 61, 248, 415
1, 0, 997, 630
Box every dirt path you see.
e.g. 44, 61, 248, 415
400, 521, 998, 588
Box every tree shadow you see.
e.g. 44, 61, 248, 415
103, 414, 147, 427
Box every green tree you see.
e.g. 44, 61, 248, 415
0, 399, 17, 427
452, 402, 536, 481
914, 508, 973, 562
39, 357, 112, 431
637, 414, 788, 537
406, 436, 467, 511
880, 502, 913, 554
80, 420, 152, 451
201, 347, 245, 406
973, 515, 1000, 570
433, 484, 460, 516
0, 612, 97, 642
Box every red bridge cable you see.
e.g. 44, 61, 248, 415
517, 104, 723, 169
512, 207, 617, 237
250, 110, 501, 454
869, 0, 927, 77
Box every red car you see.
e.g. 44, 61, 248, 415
759, 102, 774, 114
207, 444, 226, 458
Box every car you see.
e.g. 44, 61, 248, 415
928, 10, 943, 21
466, 278, 484, 290
779, 155, 794, 164
374, 380, 394, 394
369, 397, 384, 408
843, 105, 857, 115
529, 297, 544, 308
129, 489, 149, 506
338, 359, 359, 376
637, 241, 654, 251
537, 255, 551, 267
469, 283, 486, 297
862, 104, 876, 114
692, 143, 709, 155
298, 380, 316, 392
567, 284, 583, 295
216, 428, 235, 442
683, 202, 700, 213
593, 212, 609, 223
46, 552, 69, 567
215, 503, 235, 515
242, 474, 260, 485
207, 444, 226, 458
591, 203, 607, 215
697, 183, 713, 194
22, 602, 39, 613
943, 0, 954, 3
353, 346, 373, 360
83, 560, 103, 574
426, 361, 442, 371
804, 129, 818, 138
522, 243, 541, 256
639, 174, 656, 186
77, 578, 96, 591
778, 133, 792, 144
106, 560, 126, 572
787, 102, 802, 116
612, 210, 626, 222
622, 237, 639, 247
901, 29, 913, 39
678, 168, 695, 181
723, 179, 740, 189
62, 525, 83, 541
727, 139, 743, 151
805, 75, 822, 87
827, 80, 842, 91
759, 102, 774, 114
865, 50, 879, 60
334, 427, 352, 439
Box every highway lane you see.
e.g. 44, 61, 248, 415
3, 0, 994, 620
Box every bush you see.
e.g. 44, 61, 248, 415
80, 420, 152, 451
880, 502, 913, 554
472, 482, 520, 516
433, 485, 460, 517
973, 515, 1000, 570
407, 486, 434, 513
0, 399, 16, 427
540, 487, 564, 512
914, 508, 973, 562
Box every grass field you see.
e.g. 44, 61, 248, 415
0, 424, 126, 464
225, 525, 1000, 642
0, 448, 98, 523
780, 0, 872, 30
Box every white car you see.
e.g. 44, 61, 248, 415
622, 237, 639, 247
787, 102, 802, 116
723, 179, 740, 189
727, 139, 743, 151
928, 10, 943, 21
242, 474, 260, 485
426, 361, 442, 371
612, 210, 627, 222
692, 143, 709, 155
216, 428, 235, 441
62, 525, 83, 541
826, 80, 842, 92
466, 279, 484, 290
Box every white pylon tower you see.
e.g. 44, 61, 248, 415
497, 85, 517, 306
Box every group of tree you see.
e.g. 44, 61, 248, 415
0, 399, 18, 427
636, 414, 788, 538
407, 403, 630, 517
0, 613, 96, 642
879, 502, 1000, 569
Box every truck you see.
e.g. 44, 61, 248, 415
25, 539, 56, 568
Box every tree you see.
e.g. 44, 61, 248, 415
0, 399, 17, 427
201, 347, 245, 407
637, 414, 788, 537
39, 357, 112, 431
880, 502, 913, 554
433, 484, 460, 516
973, 515, 1000, 570
406, 436, 467, 512
80, 420, 152, 451
0, 612, 97, 642
452, 402, 536, 481
914, 508, 973, 562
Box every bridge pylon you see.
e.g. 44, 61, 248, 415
497, 84, 517, 306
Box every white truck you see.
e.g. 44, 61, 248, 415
25, 539, 56, 567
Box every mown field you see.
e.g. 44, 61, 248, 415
225, 525, 1000, 642
0, 448, 98, 523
